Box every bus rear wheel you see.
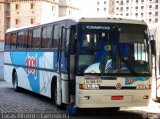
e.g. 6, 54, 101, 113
13, 72, 20, 91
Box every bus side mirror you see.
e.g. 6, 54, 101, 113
150, 40, 156, 55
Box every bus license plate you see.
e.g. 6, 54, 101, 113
85, 80, 102, 84
111, 95, 123, 100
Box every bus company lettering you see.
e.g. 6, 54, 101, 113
25, 54, 37, 79
86, 25, 110, 30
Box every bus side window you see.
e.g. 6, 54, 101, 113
17, 31, 23, 49
70, 25, 76, 54
65, 28, 70, 53
32, 28, 41, 48
42, 26, 52, 48
11, 33, 17, 50
5, 33, 11, 49
24, 30, 31, 49
52, 25, 59, 48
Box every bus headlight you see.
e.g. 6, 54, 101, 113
79, 84, 99, 90
136, 84, 150, 89
91, 84, 99, 89
86, 84, 99, 90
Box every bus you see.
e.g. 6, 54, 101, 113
4, 16, 154, 113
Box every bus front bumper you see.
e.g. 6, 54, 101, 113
76, 90, 151, 108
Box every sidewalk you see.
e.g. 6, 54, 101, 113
123, 100, 160, 118
0, 80, 12, 88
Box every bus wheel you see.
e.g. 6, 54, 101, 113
55, 84, 66, 109
51, 80, 65, 110
13, 72, 20, 91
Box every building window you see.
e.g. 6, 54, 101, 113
120, 7, 123, 11
135, 13, 138, 16
31, 18, 35, 24
97, 2, 99, 5
104, 1, 106, 4
30, 3, 35, 9
126, 13, 129, 16
15, 4, 19, 10
156, 0, 158, 3
155, 18, 158, 23
52, 6, 54, 11
141, 0, 144, 2
116, 7, 119, 10
141, 6, 144, 9
141, 13, 143, 16
155, 12, 158, 16
135, 6, 138, 9
120, 1, 123, 5
97, 8, 99, 11
149, 5, 152, 8
149, 12, 152, 15
126, 0, 129, 3
69, 10, 71, 15
155, 5, 158, 9
15, 19, 19, 25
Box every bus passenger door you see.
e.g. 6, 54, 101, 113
57, 25, 76, 106
67, 25, 76, 105
56, 26, 65, 106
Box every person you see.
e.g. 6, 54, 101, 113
95, 35, 108, 73
88, 37, 95, 49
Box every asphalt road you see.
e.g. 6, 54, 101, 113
0, 80, 160, 119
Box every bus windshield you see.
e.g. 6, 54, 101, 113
77, 23, 150, 75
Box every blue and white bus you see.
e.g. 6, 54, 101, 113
4, 16, 153, 111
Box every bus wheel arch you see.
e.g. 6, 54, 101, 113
51, 76, 65, 109
51, 76, 57, 104
12, 69, 16, 84
12, 69, 20, 91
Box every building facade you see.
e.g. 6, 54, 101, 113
96, 0, 160, 24
96, 0, 115, 16
0, 0, 9, 42
10, 0, 59, 28
59, 0, 80, 17
114, 0, 160, 24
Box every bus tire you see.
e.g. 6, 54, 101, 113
13, 72, 20, 92
51, 78, 65, 110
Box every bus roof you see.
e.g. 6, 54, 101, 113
6, 15, 147, 33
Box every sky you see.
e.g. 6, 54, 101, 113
76, 0, 97, 15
